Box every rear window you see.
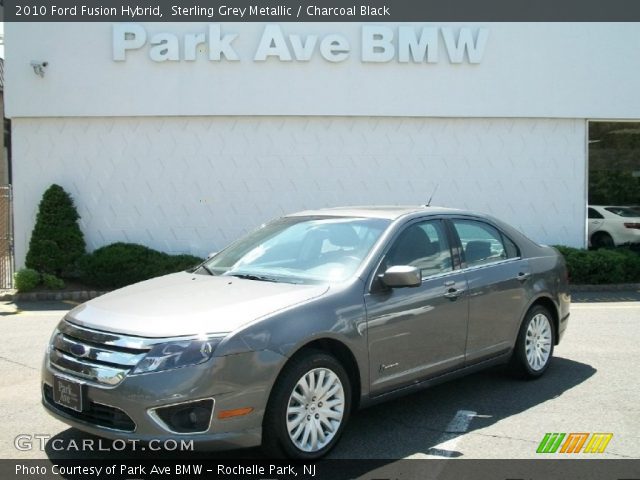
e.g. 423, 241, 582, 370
452, 220, 509, 267
588, 208, 604, 219
605, 207, 640, 218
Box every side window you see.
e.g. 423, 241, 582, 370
502, 234, 520, 259
588, 208, 604, 219
452, 220, 508, 267
386, 220, 453, 277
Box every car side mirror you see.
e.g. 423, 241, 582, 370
380, 265, 422, 288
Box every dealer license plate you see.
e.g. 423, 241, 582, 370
53, 376, 84, 412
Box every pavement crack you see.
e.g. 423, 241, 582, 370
466, 430, 538, 444
0, 355, 38, 371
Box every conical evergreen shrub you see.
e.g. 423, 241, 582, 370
25, 184, 86, 277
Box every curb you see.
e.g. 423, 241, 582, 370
0, 290, 109, 302
0, 284, 638, 302
569, 284, 640, 292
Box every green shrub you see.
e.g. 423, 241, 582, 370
554, 246, 640, 284
14, 268, 41, 292
25, 184, 86, 277
42, 273, 65, 290
162, 254, 205, 272
79, 242, 203, 289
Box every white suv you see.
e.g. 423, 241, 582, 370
588, 205, 640, 248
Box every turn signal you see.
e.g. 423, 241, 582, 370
217, 407, 254, 419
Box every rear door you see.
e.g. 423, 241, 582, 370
587, 207, 605, 237
365, 218, 469, 395
448, 218, 530, 364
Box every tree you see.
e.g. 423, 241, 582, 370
25, 184, 86, 277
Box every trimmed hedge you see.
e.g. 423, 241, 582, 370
554, 246, 640, 285
42, 273, 65, 290
79, 243, 203, 289
14, 268, 41, 292
25, 184, 86, 277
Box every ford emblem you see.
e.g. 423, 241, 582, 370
70, 343, 89, 358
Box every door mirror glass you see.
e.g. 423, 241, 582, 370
381, 265, 422, 288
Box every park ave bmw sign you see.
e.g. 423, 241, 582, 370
113, 24, 489, 63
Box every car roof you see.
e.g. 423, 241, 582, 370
286, 205, 472, 220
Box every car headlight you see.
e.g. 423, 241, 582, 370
132, 336, 225, 374
46, 328, 60, 355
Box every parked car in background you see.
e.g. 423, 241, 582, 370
42, 206, 570, 459
588, 205, 640, 248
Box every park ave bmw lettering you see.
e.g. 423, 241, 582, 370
113, 24, 489, 64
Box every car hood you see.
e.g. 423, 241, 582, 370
66, 272, 329, 337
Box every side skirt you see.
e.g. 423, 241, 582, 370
359, 351, 512, 409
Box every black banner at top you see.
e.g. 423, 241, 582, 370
4, 0, 640, 22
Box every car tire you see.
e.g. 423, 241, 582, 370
591, 231, 615, 249
262, 350, 351, 459
510, 305, 555, 379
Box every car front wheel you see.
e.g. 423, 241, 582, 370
262, 350, 351, 459
510, 305, 555, 379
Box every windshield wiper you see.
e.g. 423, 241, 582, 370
227, 273, 279, 283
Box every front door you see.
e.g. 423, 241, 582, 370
365, 219, 469, 395
587, 207, 605, 238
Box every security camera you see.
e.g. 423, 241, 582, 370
30, 61, 48, 78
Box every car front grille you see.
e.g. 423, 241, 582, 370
48, 320, 152, 387
43, 384, 136, 432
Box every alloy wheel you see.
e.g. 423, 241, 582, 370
285, 367, 345, 453
525, 313, 553, 371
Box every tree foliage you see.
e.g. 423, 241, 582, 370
25, 184, 86, 276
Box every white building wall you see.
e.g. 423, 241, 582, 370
6, 23, 640, 119
12, 116, 585, 267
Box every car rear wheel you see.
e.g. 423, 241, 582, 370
262, 350, 351, 459
510, 305, 555, 379
591, 231, 615, 249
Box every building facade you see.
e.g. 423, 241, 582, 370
6, 23, 640, 265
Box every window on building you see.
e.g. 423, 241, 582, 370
589, 122, 640, 208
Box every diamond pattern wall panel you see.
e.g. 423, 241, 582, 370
12, 116, 586, 267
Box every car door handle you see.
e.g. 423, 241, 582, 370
516, 272, 531, 282
444, 288, 465, 299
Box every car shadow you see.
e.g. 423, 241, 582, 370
332, 356, 595, 459
44, 356, 595, 469
0, 300, 72, 316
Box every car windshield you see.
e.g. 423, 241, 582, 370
198, 216, 390, 284
605, 206, 640, 218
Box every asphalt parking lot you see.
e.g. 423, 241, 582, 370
0, 293, 638, 461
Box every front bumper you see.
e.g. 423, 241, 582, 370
42, 349, 286, 450
557, 286, 571, 343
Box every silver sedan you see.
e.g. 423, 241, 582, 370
42, 206, 570, 459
